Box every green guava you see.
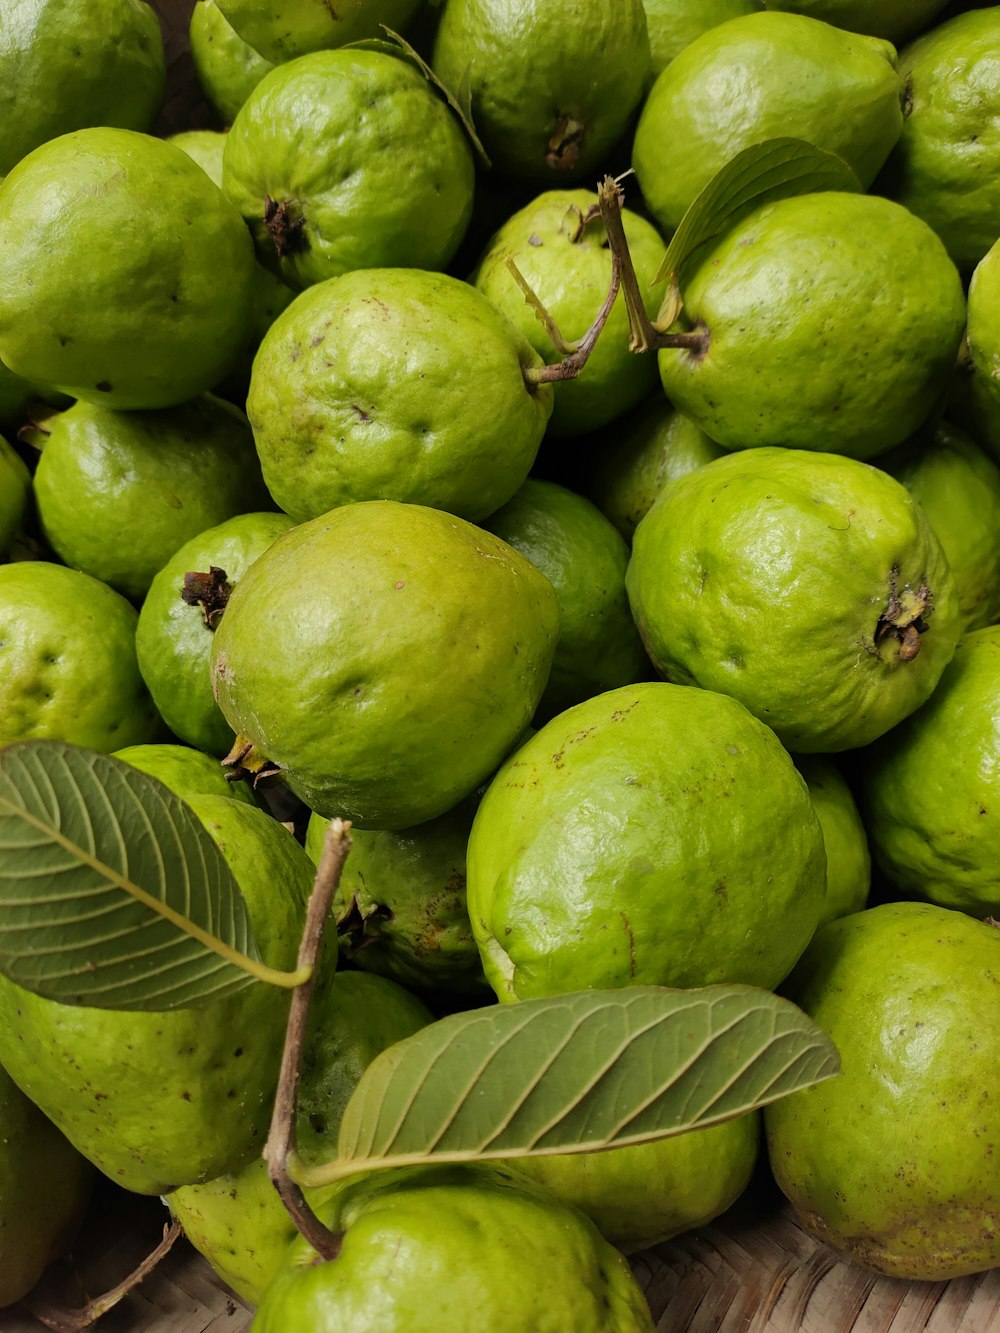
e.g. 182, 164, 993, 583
510, 1112, 759, 1252
0, 0, 165, 176
112, 743, 254, 806
0, 1062, 94, 1308
210, 502, 560, 828
857, 625, 1000, 917
657, 192, 965, 458
167, 129, 228, 185
432, 0, 650, 182
947, 365, 1000, 463
251, 1164, 655, 1332
306, 805, 488, 996
644, 0, 763, 79
135, 511, 295, 757
0, 435, 30, 559
0, 359, 67, 435
877, 8, 1000, 273
189, 0, 275, 125
795, 757, 869, 926
167, 971, 432, 1305
0, 562, 160, 752
579, 399, 727, 543
765, 903, 1000, 1279
472, 190, 665, 437
246, 270, 552, 523
763, 0, 950, 46
626, 448, 962, 752
0, 128, 256, 410
0, 795, 311, 1195
484, 479, 649, 720
223, 51, 475, 287
216, 0, 423, 63
967, 237, 1000, 408
882, 422, 1000, 631
633, 12, 902, 233
30, 397, 271, 602
467, 682, 825, 1001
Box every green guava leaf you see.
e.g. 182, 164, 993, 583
296, 985, 838, 1185
0, 740, 275, 1010
651, 138, 862, 322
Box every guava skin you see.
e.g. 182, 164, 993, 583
795, 757, 869, 927
0, 0, 165, 176
136, 512, 296, 758
112, 743, 254, 806
0, 797, 311, 1195
223, 51, 475, 288
0, 1063, 94, 1308
658, 192, 966, 459
764, 0, 951, 46
968, 239, 1000, 409
168, 971, 433, 1305
858, 625, 1000, 917
0, 129, 256, 410
472, 190, 665, 438
626, 449, 962, 753
467, 682, 825, 1002
432, 0, 650, 183
252, 1164, 656, 1332
633, 13, 902, 233
216, 0, 423, 63
210, 502, 560, 829
765, 903, 1000, 1279
644, 0, 762, 79
32, 397, 272, 603
189, 0, 275, 126
246, 270, 552, 522
0, 435, 30, 559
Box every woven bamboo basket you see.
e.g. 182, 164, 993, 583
4, 3, 999, 1329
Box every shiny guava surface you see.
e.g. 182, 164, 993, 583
644, 0, 762, 78
878, 9, 1000, 273
765, 903, 1000, 1279
432, 0, 650, 182
581, 400, 727, 543
136, 511, 295, 757
0, 435, 30, 557
484, 479, 649, 720
0, 128, 256, 410
0, 795, 311, 1195
763, 0, 949, 44
0, 1063, 94, 1308
633, 12, 902, 233
112, 743, 254, 806
883, 422, 1000, 631
189, 0, 275, 126
307, 806, 487, 995
167, 129, 227, 185
210, 502, 560, 828
246, 269, 552, 522
472, 190, 664, 437
168, 971, 432, 1305
511, 1111, 759, 1252
216, 0, 422, 63
967, 239, 1000, 408
657, 192, 966, 458
857, 625, 1000, 917
32, 397, 271, 602
0, 0, 165, 176
467, 682, 825, 1001
252, 1164, 655, 1332
795, 757, 869, 927
626, 448, 962, 752
223, 50, 474, 288
0, 562, 160, 752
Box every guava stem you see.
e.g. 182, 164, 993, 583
506, 256, 581, 356
597, 175, 710, 357
521, 243, 622, 387
23, 1221, 182, 1331
264, 819, 353, 1262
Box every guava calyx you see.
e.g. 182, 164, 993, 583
874, 565, 933, 662
181, 566, 233, 629
335, 893, 395, 956
263, 196, 308, 259
222, 732, 284, 787
546, 115, 587, 170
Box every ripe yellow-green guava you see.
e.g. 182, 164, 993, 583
189, 0, 274, 125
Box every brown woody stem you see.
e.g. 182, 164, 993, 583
521, 242, 622, 387
264, 818, 353, 1261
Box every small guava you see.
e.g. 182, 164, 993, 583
0, 435, 30, 559
467, 682, 825, 1001
251, 1164, 655, 1332
189, 0, 275, 126
0, 128, 256, 409
765, 903, 1000, 1279
216, 0, 423, 63
626, 448, 962, 752
210, 502, 560, 828
795, 757, 869, 926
